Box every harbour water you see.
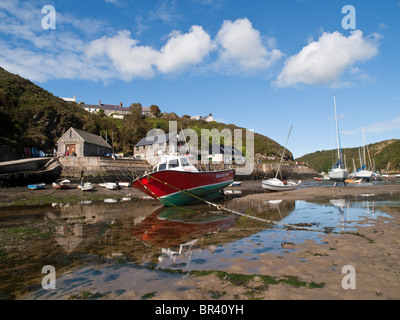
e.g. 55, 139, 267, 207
0, 194, 397, 300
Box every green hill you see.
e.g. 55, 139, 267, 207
0, 66, 88, 154
0, 67, 289, 162
296, 139, 400, 173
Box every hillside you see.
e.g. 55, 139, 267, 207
0, 66, 88, 154
296, 139, 400, 173
0, 67, 290, 162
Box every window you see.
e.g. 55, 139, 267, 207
180, 157, 190, 166
168, 159, 179, 168
158, 163, 167, 171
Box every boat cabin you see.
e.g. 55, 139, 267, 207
152, 155, 198, 173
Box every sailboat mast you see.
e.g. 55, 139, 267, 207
333, 95, 342, 168
275, 125, 293, 179
362, 126, 366, 169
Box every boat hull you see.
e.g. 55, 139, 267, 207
28, 183, 45, 190
328, 168, 349, 181
261, 178, 301, 191
354, 170, 373, 180
132, 169, 234, 206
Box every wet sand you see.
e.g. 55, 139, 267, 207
153, 179, 400, 300
1, 178, 399, 206
231, 178, 400, 202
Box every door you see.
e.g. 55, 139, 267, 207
66, 144, 76, 156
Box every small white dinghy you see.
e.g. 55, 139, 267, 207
262, 178, 301, 191
79, 182, 94, 191
99, 182, 119, 190
261, 125, 300, 192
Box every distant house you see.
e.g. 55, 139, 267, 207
206, 144, 244, 164
61, 95, 76, 103
80, 100, 131, 118
57, 127, 112, 157
190, 113, 215, 122
142, 106, 153, 117
134, 133, 185, 159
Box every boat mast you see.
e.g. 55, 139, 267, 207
275, 125, 293, 179
333, 95, 342, 168
362, 126, 366, 169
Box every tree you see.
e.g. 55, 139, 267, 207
120, 103, 149, 153
150, 104, 161, 117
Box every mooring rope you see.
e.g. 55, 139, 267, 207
142, 173, 334, 233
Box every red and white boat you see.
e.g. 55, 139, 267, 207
52, 179, 70, 189
132, 154, 234, 206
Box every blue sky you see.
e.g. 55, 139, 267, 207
1, 0, 399, 158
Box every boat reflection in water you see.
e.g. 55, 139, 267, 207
132, 200, 295, 269
133, 206, 236, 247
133, 206, 236, 266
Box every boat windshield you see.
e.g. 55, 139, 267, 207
168, 159, 179, 169
180, 157, 190, 166
153, 163, 167, 172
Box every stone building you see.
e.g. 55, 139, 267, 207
57, 127, 112, 157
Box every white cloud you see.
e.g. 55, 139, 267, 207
0, 0, 115, 82
86, 30, 160, 79
275, 30, 380, 88
215, 18, 283, 73
157, 26, 215, 73
86, 26, 214, 79
365, 116, 400, 133
105, 0, 121, 5
0, 1, 282, 83
149, 0, 183, 24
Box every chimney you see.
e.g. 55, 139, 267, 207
120, 102, 123, 107
99, 100, 101, 106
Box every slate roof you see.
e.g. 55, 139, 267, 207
135, 133, 173, 147
209, 144, 243, 156
60, 128, 112, 148
81, 104, 129, 113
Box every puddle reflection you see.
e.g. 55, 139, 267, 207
0, 197, 395, 299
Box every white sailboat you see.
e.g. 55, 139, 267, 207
354, 127, 373, 180
328, 95, 349, 183
382, 162, 390, 178
262, 125, 301, 191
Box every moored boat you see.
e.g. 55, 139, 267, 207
354, 169, 373, 180
262, 178, 301, 191
328, 96, 349, 183
118, 181, 131, 188
78, 182, 94, 191
28, 183, 45, 190
131, 154, 234, 206
99, 182, 119, 190
345, 178, 362, 184
261, 125, 300, 192
52, 179, 70, 189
